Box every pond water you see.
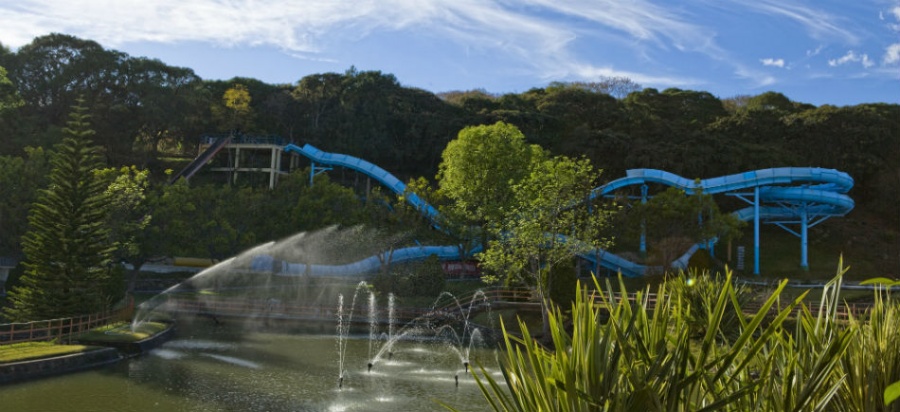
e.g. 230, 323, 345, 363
1, 318, 501, 412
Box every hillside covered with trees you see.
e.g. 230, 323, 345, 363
0, 34, 898, 317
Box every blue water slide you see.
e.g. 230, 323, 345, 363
580, 167, 854, 276
593, 167, 853, 199
269, 144, 853, 278
250, 245, 465, 277
284, 144, 439, 223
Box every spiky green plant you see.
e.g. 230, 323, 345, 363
454, 262, 866, 412
839, 271, 900, 411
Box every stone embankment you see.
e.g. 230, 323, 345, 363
0, 322, 174, 384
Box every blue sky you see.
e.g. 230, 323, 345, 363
1, 0, 898, 106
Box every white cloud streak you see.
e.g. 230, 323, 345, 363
0, 0, 876, 92
725, 0, 860, 44
0, 0, 718, 88
760, 58, 785, 67
885, 44, 900, 65
828, 50, 874, 68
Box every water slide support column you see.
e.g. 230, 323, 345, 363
754, 186, 760, 275
309, 160, 333, 187
269, 146, 278, 189
800, 204, 809, 271
640, 184, 647, 256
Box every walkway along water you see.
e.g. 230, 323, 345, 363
155, 287, 871, 325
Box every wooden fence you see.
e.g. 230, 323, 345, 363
157, 288, 536, 325
590, 291, 872, 322
136, 287, 876, 331
438, 288, 872, 322
0, 303, 134, 346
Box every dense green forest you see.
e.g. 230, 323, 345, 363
1, 33, 899, 279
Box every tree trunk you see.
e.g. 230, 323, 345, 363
127, 261, 145, 294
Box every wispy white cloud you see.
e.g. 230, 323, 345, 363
0, 0, 723, 90
728, 0, 860, 44
0, 0, 592, 86
733, 64, 778, 88
0, 0, 888, 98
890, 5, 900, 32
760, 58, 785, 68
885, 44, 900, 65
519, 0, 715, 52
569, 63, 698, 88
806, 45, 824, 57
828, 50, 874, 68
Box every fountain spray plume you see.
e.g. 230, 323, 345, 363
429, 289, 492, 371
336, 293, 347, 388
387, 293, 395, 360
367, 291, 377, 371
336, 281, 370, 387
127, 235, 290, 332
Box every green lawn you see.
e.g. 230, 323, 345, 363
77, 321, 169, 343
0, 341, 97, 364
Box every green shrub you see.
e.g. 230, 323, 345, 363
371, 255, 445, 298
686, 248, 715, 271
547, 259, 577, 308
458, 261, 858, 411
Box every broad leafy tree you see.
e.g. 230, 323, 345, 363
220, 83, 254, 133
479, 155, 615, 337
437, 122, 544, 240
4, 99, 116, 320
97, 166, 153, 293
0, 148, 50, 255
0, 65, 22, 112
125, 57, 207, 166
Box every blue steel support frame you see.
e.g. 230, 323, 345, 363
729, 187, 762, 275
801, 204, 808, 270
640, 184, 648, 255
754, 186, 760, 275
309, 161, 332, 186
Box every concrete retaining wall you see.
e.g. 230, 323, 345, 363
77, 323, 176, 356
0, 322, 175, 384
0, 347, 121, 384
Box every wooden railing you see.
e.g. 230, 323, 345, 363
0, 303, 134, 346
161, 297, 434, 324
590, 290, 871, 322
156, 288, 875, 327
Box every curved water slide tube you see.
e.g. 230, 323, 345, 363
249, 244, 465, 276
584, 168, 854, 276
256, 144, 852, 277
251, 144, 456, 276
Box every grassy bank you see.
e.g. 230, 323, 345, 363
0, 342, 97, 364
76, 321, 169, 343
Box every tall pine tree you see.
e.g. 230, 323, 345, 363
4, 98, 115, 321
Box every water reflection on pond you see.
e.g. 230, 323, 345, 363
1, 319, 501, 412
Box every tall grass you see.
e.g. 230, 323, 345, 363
455, 259, 900, 411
